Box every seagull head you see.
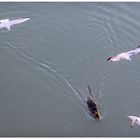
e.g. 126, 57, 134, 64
107, 57, 112, 61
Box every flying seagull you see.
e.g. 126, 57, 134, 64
127, 116, 140, 128
0, 17, 30, 31
107, 46, 140, 62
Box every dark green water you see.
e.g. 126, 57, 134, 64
0, 2, 140, 137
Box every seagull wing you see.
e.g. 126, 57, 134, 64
134, 47, 140, 54
124, 56, 132, 60
121, 53, 132, 60
131, 119, 136, 128
123, 48, 140, 60
0, 23, 4, 29
9, 18, 30, 26
126, 47, 140, 55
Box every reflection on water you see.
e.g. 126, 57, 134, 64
0, 2, 140, 136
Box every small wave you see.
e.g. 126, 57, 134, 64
6, 41, 85, 103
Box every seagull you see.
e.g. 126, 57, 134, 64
0, 17, 30, 31
107, 46, 140, 62
127, 116, 140, 128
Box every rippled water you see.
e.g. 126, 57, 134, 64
1, 2, 140, 137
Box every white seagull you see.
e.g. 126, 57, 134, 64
107, 46, 140, 62
0, 17, 30, 31
127, 116, 140, 128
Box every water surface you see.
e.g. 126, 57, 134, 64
0, 2, 140, 137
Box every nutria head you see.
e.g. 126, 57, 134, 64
94, 112, 101, 120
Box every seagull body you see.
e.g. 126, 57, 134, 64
127, 116, 140, 128
107, 46, 140, 62
0, 17, 30, 31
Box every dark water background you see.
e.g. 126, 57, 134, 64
0, 2, 140, 137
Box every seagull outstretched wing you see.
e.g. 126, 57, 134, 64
9, 18, 30, 26
131, 118, 137, 128
127, 47, 140, 55
122, 47, 140, 60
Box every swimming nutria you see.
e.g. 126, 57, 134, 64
86, 85, 101, 120
107, 46, 140, 62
